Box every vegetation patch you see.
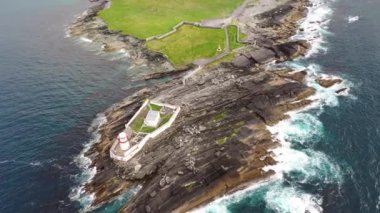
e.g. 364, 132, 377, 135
149, 103, 162, 111
159, 113, 172, 126
147, 25, 244, 66
182, 181, 197, 191
233, 121, 245, 133
130, 105, 173, 133
99, 0, 245, 39
130, 116, 145, 132
140, 126, 157, 133
147, 25, 226, 66
216, 137, 228, 145
213, 112, 226, 123
207, 53, 237, 68
215, 121, 245, 144
99, 1, 247, 66
227, 25, 245, 50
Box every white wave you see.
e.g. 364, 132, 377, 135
270, 113, 323, 145
266, 112, 342, 182
191, 179, 276, 213
194, 1, 348, 211
75, 37, 132, 62
194, 111, 340, 211
64, 27, 71, 38
108, 49, 131, 61
0, 159, 46, 167
80, 37, 93, 43
347, 16, 359, 23
69, 113, 107, 212
286, 62, 354, 113
193, 180, 323, 213
292, 0, 335, 58
30, 161, 42, 166
264, 184, 323, 213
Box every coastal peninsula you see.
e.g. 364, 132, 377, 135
68, 0, 345, 212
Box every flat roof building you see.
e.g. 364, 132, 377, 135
144, 110, 161, 128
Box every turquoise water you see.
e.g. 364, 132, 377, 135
1, 0, 380, 212
196, 0, 380, 212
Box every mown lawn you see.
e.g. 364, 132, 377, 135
98, 0, 245, 39
149, 103, 162, 111
130, 116, 144, 132
227, 25, 245, 50
146, 25, 244, 66
140, 113, 172, 133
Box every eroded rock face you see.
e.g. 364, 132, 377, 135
70, 0, 313, 212
274, 69, 308, 83
67, 0, 181, 73
233, 40, 310, 67
83, 63, 315, 213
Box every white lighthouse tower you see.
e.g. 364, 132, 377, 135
118, 132, 130, 151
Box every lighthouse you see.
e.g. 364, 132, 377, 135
118, 132, 130, 151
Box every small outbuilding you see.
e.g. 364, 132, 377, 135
144, 110, 161, 128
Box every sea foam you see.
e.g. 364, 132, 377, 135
193, 0, 345, 212
69, 113, 107, 212
347, 16, 359, 23
292, 0, 334, 58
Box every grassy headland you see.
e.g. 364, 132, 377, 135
98, 0, 246, 66
146, 25, 243, 66
99, 0, 245, 39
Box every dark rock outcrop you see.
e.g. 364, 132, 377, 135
336, 88, 347, 94
233, 40, 310, 68
316, 77, 343, 88
69, 0, 313, 212
84, 62, 316, 213
233, 55, 251, 67
275, 69, 308, 82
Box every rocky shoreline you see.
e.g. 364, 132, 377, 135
67, 0, 188, 75
68, 0, 343, 212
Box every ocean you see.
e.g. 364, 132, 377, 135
195, 0, 380, 212
0, 0, 379, 213
0, 0, 148, 212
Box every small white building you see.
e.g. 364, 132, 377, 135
144, 110, 161, 128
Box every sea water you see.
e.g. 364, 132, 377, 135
0, 0, 147, 212
1, 0, 380, 212
194, 0, 380, 212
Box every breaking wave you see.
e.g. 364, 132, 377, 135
69, 36, 132, 62
292, 0, 335, 57
193, 0, 350, 212
347, 15, 359, 23
69, 113, 107, 212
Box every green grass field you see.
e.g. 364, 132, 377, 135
99, 0, 245, 39
227, 25, 244, 50
130, 107, 173, 133
149, 104, 162, 111
146, 25, 244, 66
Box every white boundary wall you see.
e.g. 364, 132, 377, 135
110, 100, 181, 162
125, 99, 149, 129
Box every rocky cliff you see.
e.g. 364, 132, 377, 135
69, 0, 322, 212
